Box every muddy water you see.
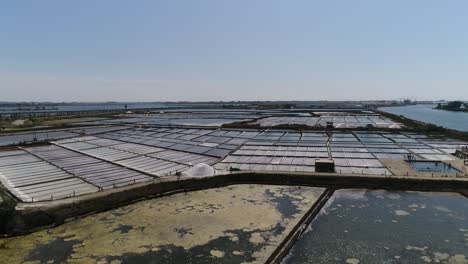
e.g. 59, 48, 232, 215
0, 185, 325, 264
0, 190, 15, 234
284, 189, 468, 264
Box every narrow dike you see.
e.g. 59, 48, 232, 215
266, 188, 335, 264
326, 132, 333, 158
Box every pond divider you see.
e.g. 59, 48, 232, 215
266, 188, 335, 264
2, 171, 467, 237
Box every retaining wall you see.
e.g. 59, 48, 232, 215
2, 171, 468, 236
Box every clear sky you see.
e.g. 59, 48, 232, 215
1, 0, 467, 102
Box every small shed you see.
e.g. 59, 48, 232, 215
315, 159, 335, 173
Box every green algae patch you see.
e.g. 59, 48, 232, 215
0, 184, 325, 263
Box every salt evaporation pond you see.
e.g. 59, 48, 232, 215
0, 184, 325, 264
284, 189, 468, 264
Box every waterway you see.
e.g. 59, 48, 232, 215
284, 189, 468, 264
379, 104, 468, 132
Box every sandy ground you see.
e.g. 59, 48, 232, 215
42, 117, 108, 126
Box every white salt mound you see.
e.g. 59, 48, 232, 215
182, 163, 216, 177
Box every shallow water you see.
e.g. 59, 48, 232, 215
284, 189, 468, 264
0, 184, 325, 264
408, 161, 462, 173
379, 104, 468, 132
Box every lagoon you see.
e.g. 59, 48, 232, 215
379, 104, 468, 132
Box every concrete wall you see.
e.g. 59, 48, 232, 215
2, 172, 468, 236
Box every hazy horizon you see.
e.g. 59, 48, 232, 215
0, 99, 463, 104
2, 1, 468, 102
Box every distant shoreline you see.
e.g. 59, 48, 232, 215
434, 107, 468, 113
434, 101, 468, 113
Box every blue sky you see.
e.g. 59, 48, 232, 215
1, 0, 467, 102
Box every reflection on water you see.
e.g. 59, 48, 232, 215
284, 189, 468, 264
